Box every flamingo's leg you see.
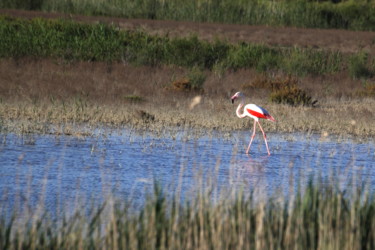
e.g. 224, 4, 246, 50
246, 120, 257, 155
257, 121, 271, 155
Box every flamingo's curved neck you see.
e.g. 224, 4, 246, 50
236, 97, 246, 118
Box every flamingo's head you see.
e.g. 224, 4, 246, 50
231, 92, 243, 104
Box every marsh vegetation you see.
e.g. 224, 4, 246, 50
0, 4, 374, 249
0, 56, 374, 137
2, 181, 375, 249
0, 16, 374, 137
1, 16, 374, 78
1, 0, 375, 31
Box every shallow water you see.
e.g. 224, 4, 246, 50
0, 128, 374, 214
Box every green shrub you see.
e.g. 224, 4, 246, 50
282, 49, 342, 76
256, 50, 280, 72
187, 66, 206, 90
348, 51, 373, 79
0, 0, 44, 10
225, 43, 278, 70
166, 36, 206, 68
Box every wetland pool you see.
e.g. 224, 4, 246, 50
0, 128, 374, 214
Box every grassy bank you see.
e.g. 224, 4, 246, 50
0, 56, 374, 137
0, 17, 374, 137
1, 181, 375, 249
1, 0, 375, 31
1, 16, 374, 78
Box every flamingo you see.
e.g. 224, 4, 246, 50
231, 92, 276, 155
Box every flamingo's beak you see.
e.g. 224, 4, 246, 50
231, 98, 234, 104
231, 96, 236, 104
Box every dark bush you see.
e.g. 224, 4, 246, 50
348, 51, 373, 79
270, 86, 316, 106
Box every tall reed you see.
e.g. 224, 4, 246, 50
1, 181, 374, 249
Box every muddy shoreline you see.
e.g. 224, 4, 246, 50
1, 88, 374, 139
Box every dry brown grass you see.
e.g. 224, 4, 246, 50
0, 58, 374, 137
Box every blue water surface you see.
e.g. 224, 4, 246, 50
0, 129, 374, 214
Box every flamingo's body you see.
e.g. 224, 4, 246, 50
231, 92, 275, 155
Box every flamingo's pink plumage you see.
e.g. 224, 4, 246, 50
231, 92, 275, 155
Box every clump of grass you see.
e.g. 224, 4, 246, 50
171, 78, 192, 91
135, 110, 155, 123
165, 36, 229, 69
224, 43, 279, 71
124, 95, 144, 103
268, 77, 316, 106
283, 49, 343, 76
1, 180, 375, 249
242, 74, 294, 91
348, 51, 373, 79
170, 67, 206, 92
356, 81, 375, 97
244, 75, 317, 106
270, 86, 316, 106
186, 66, 206, 91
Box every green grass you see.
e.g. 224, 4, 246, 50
1, 16, 368, 78
348, 51, 374, 79
1, 0, 375, 31
1, 181, 375, 249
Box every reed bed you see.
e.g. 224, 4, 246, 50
1, 180, 375, 249
1, 0, 375, 31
